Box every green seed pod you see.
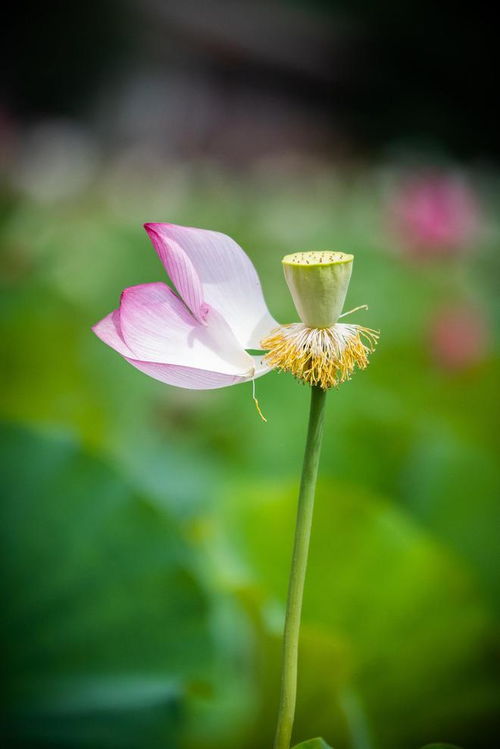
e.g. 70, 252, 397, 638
282, 251, 354, 328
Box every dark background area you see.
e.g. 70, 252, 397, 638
4, 0, 498, 161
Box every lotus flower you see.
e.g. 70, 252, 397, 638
390, 172, 479, 256
92, 223, 278, 389
430, 304, 488, 371
93, 224, 377, 393
93, 223, 379, 749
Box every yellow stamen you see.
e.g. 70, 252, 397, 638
261, 322, 379, 390
252, 378, 267, 422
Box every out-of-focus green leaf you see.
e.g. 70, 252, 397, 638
2, 165, 499, 749
419, 744, 463, 748
209, 478, 496, 749
403, 430, 500, 606
292, 738, 333, 749
0, 283, 217, 521
0, 423, 214, 748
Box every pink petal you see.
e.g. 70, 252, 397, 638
92, 309, 135, 357
119, 282, 254, 376
144, 223, 277, 348
124, 354, 270, 390
145, 224, 208, 323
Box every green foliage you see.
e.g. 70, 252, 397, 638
211, 478, 494, 748
292, 738, 333, 749
0, 424, 214, 747
1, 168, 499, 748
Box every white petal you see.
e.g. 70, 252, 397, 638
92, 310, 135, 357
119, 282, 255, 376
144, 223, 277, 348
125, 355, 270, 390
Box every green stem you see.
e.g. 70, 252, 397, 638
273, 385, 328, 749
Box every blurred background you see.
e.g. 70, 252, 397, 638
1, 1, 499, 748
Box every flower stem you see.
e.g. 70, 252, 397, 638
273, 384, 327, 749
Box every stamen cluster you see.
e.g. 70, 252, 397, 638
261, 322, 379, 389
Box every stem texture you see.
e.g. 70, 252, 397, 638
273, 385, 327, 749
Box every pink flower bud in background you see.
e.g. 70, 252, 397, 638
390, 172, 480, 257
430, 305, 488, 371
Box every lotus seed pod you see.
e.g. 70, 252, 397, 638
282, 251, 354, 328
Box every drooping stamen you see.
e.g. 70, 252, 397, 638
261, 322, 379, 390
252, 377, 267, 422
338, 304, 368, 319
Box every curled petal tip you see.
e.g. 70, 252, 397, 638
144, 222, 277, 346
144, 221, 166, 233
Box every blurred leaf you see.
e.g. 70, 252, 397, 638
0, 284, 112, 445
403, 430, 500, 606
292, 738, 333, 749
420, 744, 463, 748
210, 478, 496, 749
0, 281, 224, 520
0, 423, 214, 748
2, 165, 499, 749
